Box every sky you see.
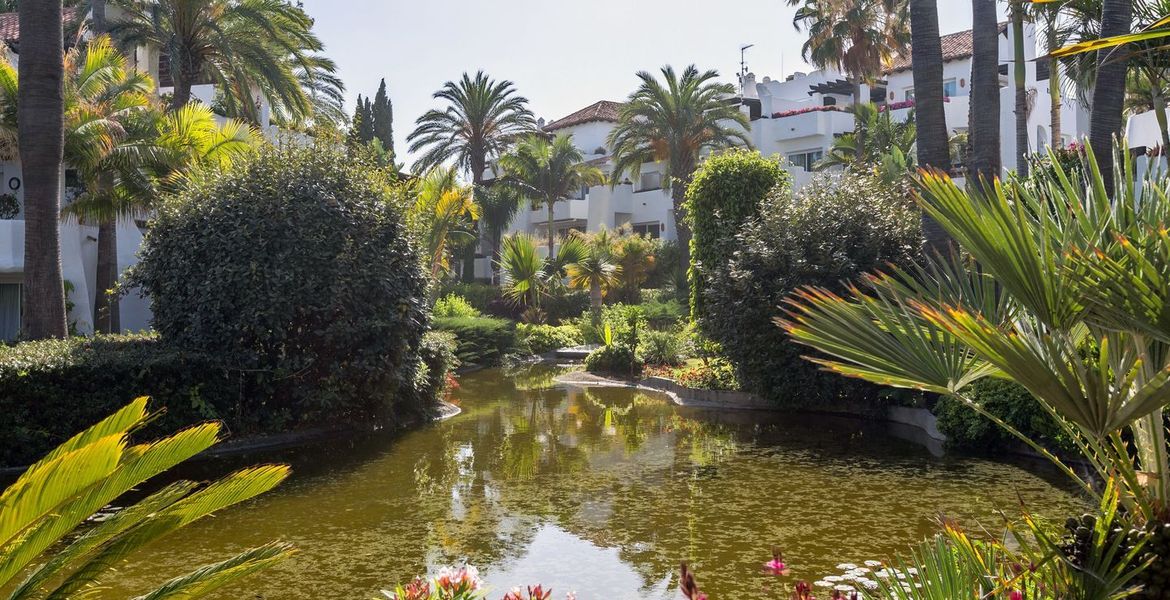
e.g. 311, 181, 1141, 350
300, 0, 1009, 166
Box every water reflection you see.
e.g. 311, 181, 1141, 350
105, 365, 1086, 599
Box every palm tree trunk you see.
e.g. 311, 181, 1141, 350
91, 0, 107, 33
852, 77, 867, 163
671, 174, 692, 300
1089, 0, 1133, 193
1149, 70, 1170, 154
18, 1, 68, 340
589, 279, 602, 330
1047, 18, 1063, 148
171, 58, 198, 111
546, 199, 555, 260
970, 0, 1002, 184
1013, 2, 1029, 179
94, 219, 119, 334
909, 0, 952, 251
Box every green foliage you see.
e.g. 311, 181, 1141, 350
416, 331, 459, 401
0, 398, 293, 599
125, 143, 430, 422
0, 193, 17, 219
673, 358, 740, 391
577, 304, 647, 345
432, 317, 517, 366
639, 330, 684, 366
434, 293, 482, 319
0, 334, 235, 467
816, 102, 917, 182
640, 298, 685, 330
684, 149, 790, 318
934, 379, 1074, 454
704, 171, 922, 409
515, 323, 583, 356
542, 289, 590, 323
438, 282, 507, 314
584, 344, 644, 377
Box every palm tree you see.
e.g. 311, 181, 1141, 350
969, 0, 1001, 183
476, 184, 526, 285
18, 0, 68, 339
112, 0, 325, 118
815, 102, 916, 170
789, 0, 910, 129
908, 0, 952, 172
1011, 0, 1030, 178
608, 65, 750, 281
1029, 0, 1066, 148
407, 71, 535, 185
1089, 0, 1134, 191
567, 247, 620, 329
409, 167, 480, 279
498, 233, 544, 309
1, 398, 293, 598
498, 134, 604, 259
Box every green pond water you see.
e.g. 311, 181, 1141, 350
105, 366, 1086, 599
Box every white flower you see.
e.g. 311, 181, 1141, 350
864, 560, 883, 568
835, 584, 856, 592
836, 563, 858, 571
824, 575, 843, 582
814, 580, 834, 588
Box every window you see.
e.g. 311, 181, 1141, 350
631, 222, 661, 239
786, 149, 824, 172
572, 184, 588, 200
904, 88, 915, 101
0, 283, 20, 342
943, 78, 958, 97
639, 171, 662, 191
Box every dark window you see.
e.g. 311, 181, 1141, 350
823, 96, 837, 107
632, 222, 661, 239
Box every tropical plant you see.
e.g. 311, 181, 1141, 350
498, 134, 604, 258
908, 0, 952, 183
782, 146, 1170, 518
0, 397, 293, 599
476, 184, 526, 284
409, 167, 480, 279
815, 102, 916, 173
969, 0, 1001, 182
407, 71, 535, 185
112, 0, 331, 122
609, 231, 657, 304
787, 0, 909, 108
498, 233, 545, 309
433, 293, 481, 319
608, 65, 751, 282
18, 1, 68, 339
566, 246, 620, 329
1012, 0, 1030, 178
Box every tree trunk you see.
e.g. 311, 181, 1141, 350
1150, 70, 1170, 154
671, 172, 692, 307
1089, 0, 1132, 194
171, 58, 198, 111
1013, 3, 1030, 179
19, 1, 68, 340
91, 0, 106, 33
1047, 18, 1063, 148
970, 0, 1002, 184
909, 0, 953, 252
589, 279, 602, 330
546, 199, 555, 261
93, 219, 119, 334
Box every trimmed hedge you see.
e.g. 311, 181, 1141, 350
935, 379, 1074, 454
432, 317, 517, 366
516, 323, 583, 355
0, 335, 236, 466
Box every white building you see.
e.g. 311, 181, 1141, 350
486, 21, 1093, 276
0, 7, 275, 340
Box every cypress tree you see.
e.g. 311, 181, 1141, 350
360, 97, 375, 143
347, 93, 368, 147
371, 79, 395, 158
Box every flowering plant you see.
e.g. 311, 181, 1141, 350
772, 105, 842, 119
382, 567, 574, 600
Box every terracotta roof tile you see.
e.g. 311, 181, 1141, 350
0, 8, 83, 47
543, 100, 624, 131
884, 23, 1008, 74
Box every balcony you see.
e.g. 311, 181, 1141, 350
530, 198, 589, 222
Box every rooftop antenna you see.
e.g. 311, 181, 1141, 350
740, 44, 754, 77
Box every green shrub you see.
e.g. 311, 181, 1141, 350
432, 316, 517, 366
935, 379, 1074, 454
640, 288, 676, 305
674, 358, 739, 391
434, 293, 481, 318
584, 344, 643, 377
414, 330, 459, 403
516, 323, 583, 355
437, 282, 501, 312
543, 288, 590, 323
577, 303, 646, 345
0, 334, 237, 466
685, 149, 791, 317
640, 298, 684, 330
702, 171, 922, 409
639, 330, 684, 366
126, 143, 429, 422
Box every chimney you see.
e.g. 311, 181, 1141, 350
740, 72, 758, 99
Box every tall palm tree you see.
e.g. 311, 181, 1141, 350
1090, 0, 1134, 191
112, 0, 324, 118
969, 0, 1002, 183
407, 71, 535, 185
498, 134, 604, 259
477, 183, 525, 285
1029, 0, 1066, 148
607, 65, 750, 281
18, 0, 68, 339
908, 0, 952, 250
789, 0, 910, 128
1011, 0, 1030, 178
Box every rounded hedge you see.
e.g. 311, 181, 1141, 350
703, 171, 922, 409
127, 143, 429, 422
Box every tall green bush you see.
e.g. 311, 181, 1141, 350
432, 316, 517, 366
704, 171, 922, 408
125, 143, 430, 422
684, 149, 790, 317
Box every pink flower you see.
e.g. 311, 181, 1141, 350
765, 547, 790, 575
1010, 591, 1024, 600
